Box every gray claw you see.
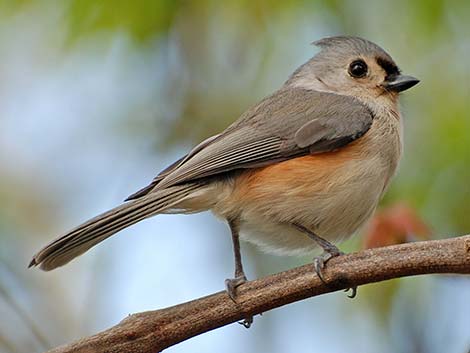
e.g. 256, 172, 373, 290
345, 286, 357, 299
225, 276, 254, 328
313, 249, 342, 283
225, 275, 247, 302
314, 250, 358, 299
313, 257, 326, 282
293, 224, 356, 298
238, 317, 253, 328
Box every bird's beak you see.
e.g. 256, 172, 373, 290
382, 74, 420, 92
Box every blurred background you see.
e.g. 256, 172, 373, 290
1, 1, 469, 352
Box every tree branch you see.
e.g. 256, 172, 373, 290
48, 235, 470, 353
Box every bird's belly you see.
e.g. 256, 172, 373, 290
217, 148, 394, 256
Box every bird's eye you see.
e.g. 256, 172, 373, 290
348, 60, 368, 78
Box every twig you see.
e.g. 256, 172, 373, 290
47, 235, 470, 353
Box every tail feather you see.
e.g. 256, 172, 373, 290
29, 184, 202, 271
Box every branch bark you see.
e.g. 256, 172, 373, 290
48, 235, 470, 353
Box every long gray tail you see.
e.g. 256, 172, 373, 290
29, 184, 203, 271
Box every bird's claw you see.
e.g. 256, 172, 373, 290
344, 286, 357, 298
313, 248, 357, 299
225, 275, 254, 328
225, 275, 247, 301
313, 247, 343, 282
238, 316, 253, 328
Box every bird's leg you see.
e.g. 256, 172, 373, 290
293, 223, 357, 298
224, 219, 253, 328
225, 219, 247, 299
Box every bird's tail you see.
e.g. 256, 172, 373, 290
29, 183, 204, 271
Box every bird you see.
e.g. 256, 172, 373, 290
30, 36, 419, 303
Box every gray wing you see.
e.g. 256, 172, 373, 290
130, 88, 374, 196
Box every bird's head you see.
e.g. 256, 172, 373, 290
285, 36, 419, 103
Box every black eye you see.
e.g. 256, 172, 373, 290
348, 60, 368, 78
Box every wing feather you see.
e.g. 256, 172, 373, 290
129, 88, 374, 196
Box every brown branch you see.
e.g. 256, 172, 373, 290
48, 235, 470, 353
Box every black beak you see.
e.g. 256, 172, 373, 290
383, 74, 420, 92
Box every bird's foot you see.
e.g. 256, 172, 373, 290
225, 275, 253, 328
225, 275, 247, 301
238, 316, 253, 328
313, 246, 357, 299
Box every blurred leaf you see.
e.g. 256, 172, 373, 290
66, 0, 183, 43
363, 203, 431, 249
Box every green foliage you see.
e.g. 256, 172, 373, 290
66, 0, 183, 43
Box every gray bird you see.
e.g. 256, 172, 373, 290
30, 36, 419, 302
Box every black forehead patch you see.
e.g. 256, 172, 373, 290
376, 56, 400, 76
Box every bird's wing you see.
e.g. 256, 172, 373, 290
130, 88, 374, 196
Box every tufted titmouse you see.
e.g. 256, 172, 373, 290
30, 36, 419, 300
